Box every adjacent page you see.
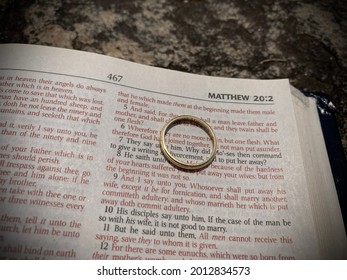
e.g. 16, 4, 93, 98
0, 44, 344, 259
290, 87, 347, 258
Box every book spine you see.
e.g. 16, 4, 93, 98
305, 92, 347, 231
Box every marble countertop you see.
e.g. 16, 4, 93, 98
1, 0, 346, 157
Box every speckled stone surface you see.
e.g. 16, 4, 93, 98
1, 0, 346, 156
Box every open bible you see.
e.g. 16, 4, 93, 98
0, 44, 346, 260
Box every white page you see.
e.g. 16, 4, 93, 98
0, 44, 326, 259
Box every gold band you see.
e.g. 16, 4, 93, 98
160, 115, 218, 171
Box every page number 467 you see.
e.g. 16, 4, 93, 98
107, 73, 123, 82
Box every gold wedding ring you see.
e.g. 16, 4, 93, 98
160, 115, 218, 170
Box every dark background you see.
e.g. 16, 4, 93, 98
1, 0, 346, 156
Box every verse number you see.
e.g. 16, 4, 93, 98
100, 241, 109, 250
107, 73, 123, 82
105, 205, 114, 213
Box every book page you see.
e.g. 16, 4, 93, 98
0, 44, 329, 259
290, 87, 347, 259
